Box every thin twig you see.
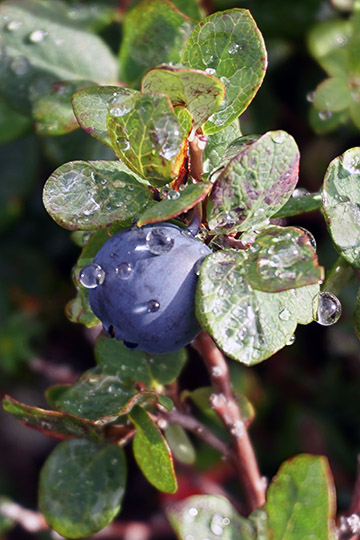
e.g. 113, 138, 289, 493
0, 501, 47, 533
188, 130, 207, 182
192, 331, 266, 514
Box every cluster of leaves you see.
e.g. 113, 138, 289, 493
1, 0, 360, 539
308, 3, 360, 132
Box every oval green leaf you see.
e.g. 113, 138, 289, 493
167, 494, 256, 539
307, 19, 351, 77
0, 0, 118, 114
245, 226, 324, 292
164, 424, 196, 465
130, 405, 177, 493
323, 147, 360, 268
107, 93, 187, 186
313, 77, 351, 113
266, 454, 336, 540
137, 182, 212, 226
181, 9, 267, 134
39, 439, 126, 538
72, 86, 139, 148
207, 131, 300, 233
141, 67, 225, 128
43, 160, 152, 231
203, 120, 241, 174
196, 250, 319, 365
2, 394, 103, 440
119, 0, 195, 88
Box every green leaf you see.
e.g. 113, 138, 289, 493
349, 95, 360, 129
272, 191, 323, 219
203, 120, 241, 174
248, 508, 268, 540
141, 67, 225, 128
39, 439, 126, 538
0, 98, 31, 144
43, 160, 152, 231
119, 0, 195, 88
245, 226, 323, 293
2, 394, 103, 440
65, 288, 100, 327
196, 250, 319, 365
72, 86, 139, 148
32, 79, 94, 136
119, 391, 174, 415
95, 335, 187, 385
207, 131, 300, 233
170, 0, 203, 20
307, 19, 352, 77
137, 183, 212, 226
130, 405, 177, 493
266, 454, 336, 540
309, 106, 348, 135
181, 9, 267, 134
323, 147, 360, 268
62, 1, 118, 33
313, 77, 351, 113
0, 0, 118, 114
107, 93, 186, 186
148, 349, 188, 385
0, 497, 16, 535
167, 494, 256, 539
164, 424, 196, 464
95, 335, 152, 384
54, 367, 136, 421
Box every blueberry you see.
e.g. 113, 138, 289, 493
83, 223, 211, 354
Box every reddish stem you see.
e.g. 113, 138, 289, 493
192, 331, 266, 514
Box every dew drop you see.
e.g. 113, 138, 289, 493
10, 56, 29, 75
116, 137, 131, 151
147, 299, 160, 313
318, 110, 332, 120
79, 264, 105, 288
166, 189, 180, 200
342, 150, 360, 174
279, 308, 291, 321
116, 262, 132, 280
228, 42, 240, 54
205, 67, 216, 75
146, 228, 174, 255
292, 187, 310, 198
6, 20, 22, 31
193, 256, 207, 276
188, 507, 198, 517
202, 52, 214, 65
271, 131, 286, 143
306, 90, 315, 103
286, 334, 296, 346
316, 291, 342, 326
29, 29, 47, 43
210, 514, 227, 536
220, 76, 230, 85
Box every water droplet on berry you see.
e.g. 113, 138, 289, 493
147, 299, 160, 313
316, 291, 341, 326
79, 264, 105, 288
193, 256, 207, 276
29, 29, 47, 43
116, 262, 132, 280
146, 228, 174, 255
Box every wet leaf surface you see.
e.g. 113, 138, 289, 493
107, 93, 186, 186
137, 183, 212, 226
119, 0, 195, 88
39, 439, 126, 538
245, 226, 323, 292
72, 86, 139, 148
164, 424, 196, 464
203, 120, 241, 174
182, 9, 267, 133
43, 160, 152, 230
207, 131, 299, 233
273, 191, 323, 219
323, 147, 360, 268
130, 405, 177, 493
196, 250, 319, 365
266, 454, 336, 540
0, 0, 118, 114
2, 395, 103, 440
141, 67, 225, 128
167, 494, 256, 539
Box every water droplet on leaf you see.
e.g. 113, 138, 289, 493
271, 131, 286, 143
116, 137, 131, 151
292, 187, 310, 198
10, 56, 29, 75
286, 334, 296, 346
146, 228, 174, 255
279, 308, 291, 321
116, 262, 132, 280
342, 150, 360, 174
319, 110, 332, 120
79, 264, 105, 288
306, 90, 315, 103
6, 20, 22, 31
29, 29, 47, 43
166, 189, 180, 200
188, 507, 198, 517
228, 42, 240, 54
316, 291, 341, 326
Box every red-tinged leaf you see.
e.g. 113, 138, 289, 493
2, 395, 103, 440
